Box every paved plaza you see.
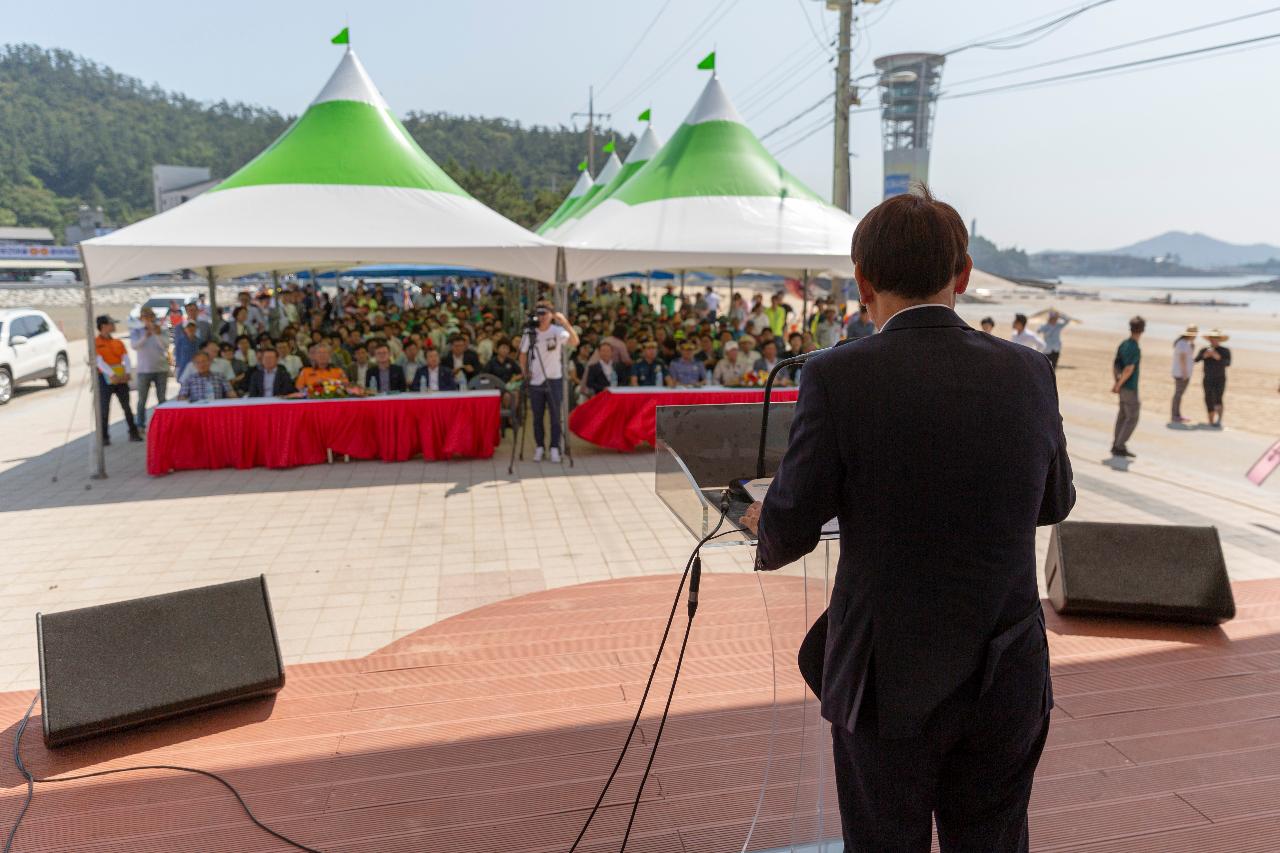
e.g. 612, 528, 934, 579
0, 360, 1277, 693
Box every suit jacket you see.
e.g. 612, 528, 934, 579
443, 350, 481, 384
409, 365, 458, 392
584, 361, 630, 394
757, 305, 1074, 739
365, 364, 407, 393
245, 365, 295, 398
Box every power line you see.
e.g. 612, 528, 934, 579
596, 0, 678, 97
940, 0, 1119, 55
743, 62, 832, 120
758, 91, 835, 140
795, 0, 833, 55
945, 5, 1280, 89
947, 0, 1118, 55
768, 29, 1280, 156
604, 0, 742, 113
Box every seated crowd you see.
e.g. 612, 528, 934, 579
146, 277, 877, 406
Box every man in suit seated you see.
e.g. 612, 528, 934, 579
409, 348, 457, 392
443, 334, 481, 388
743, 187, 1075, 853
245, 347, 295, 398
583, 341, 629, 396
365, 343, 406, 394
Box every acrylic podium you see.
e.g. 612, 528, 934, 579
655, 401, 843, 852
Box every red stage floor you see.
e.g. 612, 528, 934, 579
3, 574, 1280, 851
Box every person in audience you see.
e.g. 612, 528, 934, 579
410, 348, 457, 392
234, 334, 257, 371
754, 340, 790, 385
816, 307, 843, 348
131, 307, 170, 430
667, 341, 708, 387
737, 334, 758, 364
713, 341, 750, 386
486, 339, 522, 385
174, 321, 201, 379
630, 341, 665, 386
222, 342, 249, 391
366, 343, 407, 393
980, 317, 996, 334
184, 302, 211, 344
246, 347, 294, 398
295, 343, 347, 390
584, 341, 629, 395
694, 334, 718, 369
222, 305, 254, 344
276, 339, 303, 378
399, 340, 426, 376
177, 351, 235, 402
347, 344, 371, 387
845, 304, 876, 340
444, 334, 481, 387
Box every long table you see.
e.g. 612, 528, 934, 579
569, 386, 800, 452
146, 391, 501, 475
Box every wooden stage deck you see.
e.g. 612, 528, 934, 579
3, 574, 1280, 852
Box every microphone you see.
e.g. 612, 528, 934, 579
753, 338, 855, 480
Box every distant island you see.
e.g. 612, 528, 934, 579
1227, 279, 1280, 292
971, 231, 1280, 280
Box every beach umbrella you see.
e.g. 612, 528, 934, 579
559, 73, 857, 281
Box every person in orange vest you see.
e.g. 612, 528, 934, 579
95, 314, 142, 444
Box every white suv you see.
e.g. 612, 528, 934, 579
0, 309, 70, 405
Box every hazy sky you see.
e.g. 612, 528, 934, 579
8, 0, 1278, 250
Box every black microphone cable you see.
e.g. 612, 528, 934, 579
567, 493, 733, 852
5, 694, 322, 853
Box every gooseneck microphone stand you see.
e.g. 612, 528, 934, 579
754, 339, 853, 480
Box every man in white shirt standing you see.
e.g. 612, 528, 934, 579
519, 305, 580, 463
1171, 324, 1197, 424
1036, 309, 1069, 370
1010, 314, 1045, 353
703, 286, 721, 320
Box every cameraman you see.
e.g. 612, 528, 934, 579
519, 304, 579, 463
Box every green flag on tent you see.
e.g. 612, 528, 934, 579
638, 108, 651, 122
697, 51, 715, 71
603, 140, 616, 153
577, 159, 588, 172
331, 27, 349, 45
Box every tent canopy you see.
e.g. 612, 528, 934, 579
543, 152, 621, 239
81, 50, 558, 284
559, 77, 856, 281
536, 168, 594, 236
565, 125, 663, 224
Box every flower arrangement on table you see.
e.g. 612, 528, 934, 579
302, 379, 370, 399
738, 370, 766, 388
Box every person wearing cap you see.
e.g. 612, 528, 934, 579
667, 341, 708, 386
519, 304, 580, 463
1037, 309, 1070, 370
1170, 325, 1198, 424
94, 315, 143, 443
1110, 316, 1145, 458
131, 306, 171, 430
1195, 330, 1232, 428
737, 334, 758, 363
713, 340, 750, 386
630, 340, 665, 387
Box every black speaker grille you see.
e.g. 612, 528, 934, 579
37, 576, 285, 747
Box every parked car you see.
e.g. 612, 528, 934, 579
0, 309, 70, 404
30, 270, 78, 284
129, 292, 199, 330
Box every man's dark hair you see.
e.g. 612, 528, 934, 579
851, 185, 969, 299
1129, 316, 1146, 334
1014, 313, 1028, 327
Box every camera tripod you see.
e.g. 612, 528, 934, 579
507, 317, 574, 475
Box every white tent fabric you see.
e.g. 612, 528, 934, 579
558, 77, 856, 281
542, 152, 621, 240
81, 50, 558, 284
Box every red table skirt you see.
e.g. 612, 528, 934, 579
569, 387, 800, 452
146, 393, 501, 474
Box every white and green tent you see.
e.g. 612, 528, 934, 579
561, 125, 663, 225
536, 168, 594, 236
81, 49, 558, 284
543, 151, 621, 239
559, 77, 856, 281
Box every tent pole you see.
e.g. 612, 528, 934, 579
802, 269, 810, 337
206, 266, 218, 339
553, 248, 573, 468
78, 246, 107, 480
679, 269, 685, 302
728, 271, 735, 327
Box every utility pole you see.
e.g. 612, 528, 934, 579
830, 0, 878, 212
571, 86, 611, 174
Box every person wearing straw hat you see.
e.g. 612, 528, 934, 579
1170, 325, 1198, 423
1195, 330, 1232, 428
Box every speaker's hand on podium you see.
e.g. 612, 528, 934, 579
740, 501, 763, 535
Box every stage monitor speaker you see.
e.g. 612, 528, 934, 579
1045, 522, 1234, 624
37, 576, 285, 748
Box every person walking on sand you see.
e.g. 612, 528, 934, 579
1195, 329, 1232, 428
1170, 325, 1197, 424
1111, 316, 1144, 458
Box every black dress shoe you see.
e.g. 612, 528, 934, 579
1120, 448, 1136, 458
128, 431, 144, 442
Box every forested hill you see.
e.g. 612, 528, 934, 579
0, 44, 631, 232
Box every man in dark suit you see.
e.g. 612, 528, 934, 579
365, 343, 407, 394
443, 334, 482, 388
409, 349, 458, 392
743, 188, 1074, 853
583, 341, 630, 395
245, 347, 295, 398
